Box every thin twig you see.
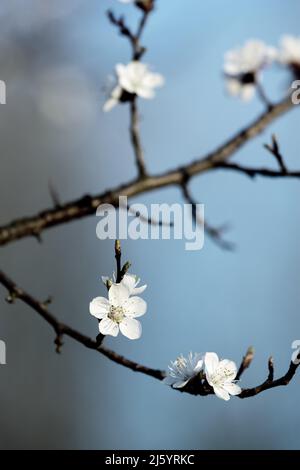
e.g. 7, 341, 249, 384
107, 10, 136, 49
215, 162, 300, 179
256, 81, 273, 110
130, 98, 148, 178
236, 346, 255, 380
181, 180, 234, 250
115, 239, 122, 283
127, 205, 174, 227
264, 134, 287, 173
239, 355, 299, 399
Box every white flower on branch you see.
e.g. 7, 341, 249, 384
89, 282, 147, 339
204, 352, 241, 401
224, 40, 276, 101
103, 61, 164, 111
277, 35, 300, 78
163, 352, 203, 389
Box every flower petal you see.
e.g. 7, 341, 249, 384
103, 85, 122, 112
163, 376, 176, 386
119, 318, 142, 340
223, 382, 241, 396
132, 284, 147, 295
89, 297, 110, 319
124, 296, 147, 317
135, 85, 155, 99
204, 352, 219, 377
121, 274, 137, 294
226, 78, 241, 96
172, 379, 190, 389
99, 317, 119, 337
240, 84, 255, 101
143, 73, 165, 88
103, 97, 118, 112
108, 283, 130, 307
213, 385, 230, 401
194, 359, 204, 373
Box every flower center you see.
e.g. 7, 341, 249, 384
175, 356, 187, 372
240, 71, 256, 84
210, 367, 233, 386
109, 306, 125, 324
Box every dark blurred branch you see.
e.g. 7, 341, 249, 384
107, 8, 148, 61
264, 134, 287, 173
0, 96, 295, 247
107, 10, 136, 47
1, 269, 299, 399
256, 81, 273, 110
181, 179, 234, 250
130, 97, 148, 178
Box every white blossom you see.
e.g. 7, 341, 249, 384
204, 352, 241, 401
89, 282, 147, 339
163, 352, 203, 389
103, 61, 164, 111
277, 35, 300, 65
277, 35, 300, 78
224, 40, 276, 101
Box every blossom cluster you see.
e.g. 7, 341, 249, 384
89, 271, 240, 400
224, 36, 300, 101
164, 351, 241, 401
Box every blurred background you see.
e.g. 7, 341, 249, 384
0, 0, 300, 450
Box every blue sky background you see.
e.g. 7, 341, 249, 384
0, 0, 300, 449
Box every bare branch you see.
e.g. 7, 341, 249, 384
130, 98, 148, 178
239, 355, 300, 399
0, 269, 164, 380
0, 270, 299, 399
0, 96, 295, 247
